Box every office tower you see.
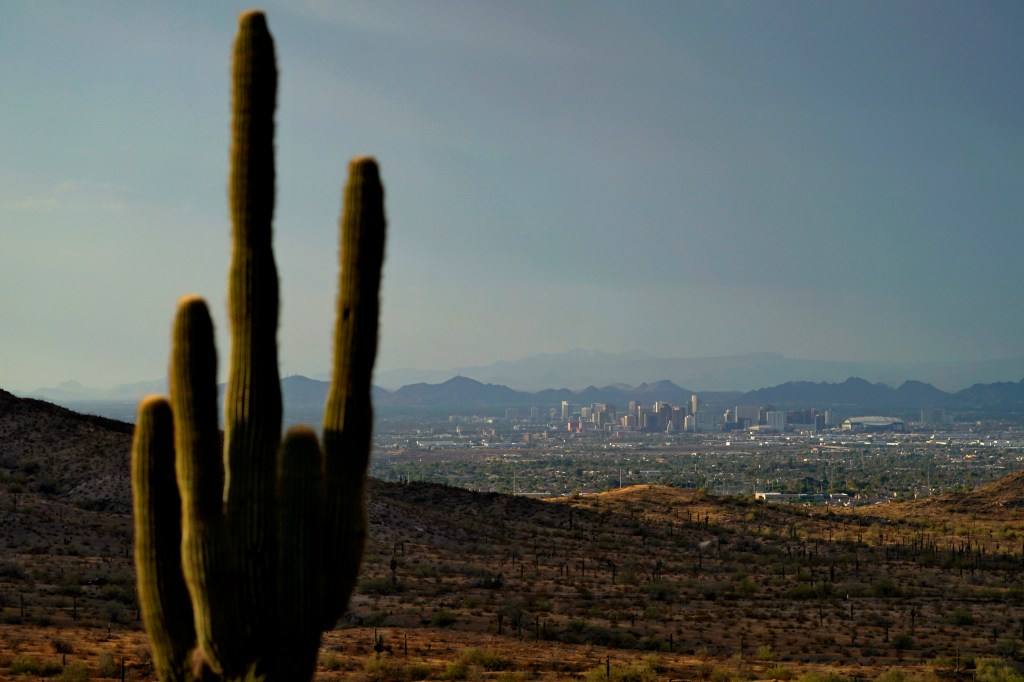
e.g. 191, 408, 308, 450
735, 405, 761, 428
653, 402, 672, 430
636, 406, 650, 431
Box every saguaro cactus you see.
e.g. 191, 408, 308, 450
131, 11, 385, 681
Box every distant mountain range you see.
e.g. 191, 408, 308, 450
23, 373, 1024, 423
375, 375, 1024, 415
18, 349, 1024, 421
372, 349, 1024, 393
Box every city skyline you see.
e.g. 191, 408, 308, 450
3, 2, 1023, 392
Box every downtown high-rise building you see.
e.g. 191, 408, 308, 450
734, 405, 761, 428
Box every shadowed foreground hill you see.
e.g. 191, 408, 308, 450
0, 388, 132, 513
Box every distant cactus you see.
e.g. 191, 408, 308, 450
131, 11, 385, 681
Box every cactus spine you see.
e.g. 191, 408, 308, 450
131, 11, 385, 681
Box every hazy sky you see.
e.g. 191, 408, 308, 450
3, 1, 1023, 391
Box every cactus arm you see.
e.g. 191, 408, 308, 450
274, 426, 325, 679
223, 9, 282, 642
322, 157, 386, 625
131, 395, 196, 682
170, 295, 241, 675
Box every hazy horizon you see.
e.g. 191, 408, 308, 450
4, 2, 1022, 392
16, 347, 1024, 398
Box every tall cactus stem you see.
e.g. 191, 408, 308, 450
275, 426, 326, 680
132, 396, 195, 682
224, 9, 281, 640
170, 296, 241, 674
322, 157, 386, 625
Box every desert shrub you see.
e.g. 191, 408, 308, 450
99, 584, 135, 605
439, 658, 470, 680
785, 583, 831, 600
996, 638, 1022, 661
51, 639, 74, 654
57, 662, 91, 682
552, 619, 637, 648
458, 648, 514, 671
474, 574, 504, 589
0, 611, 23, 625
19, 459, 41, 475
406, 663, 431, 680
950, 606, 973, 626
584, 661, 658, 682
976, 658, 1024, 682
764, 664, 796, 680
531, 596, 553, 612
365, 654, 410, 682
619, 567, 639, 585
0, 562, 27, 579
926, 655, 957, 669
31, 478, 60, 495
709, 665, 735, 682
431, 610, 458, 628
364, 610, 389, 627
9, 655, 63, 676
640, 606, 663, 621
702, 582, 723, 600
97, 652, 118, 677
641, 578, 677, 602
322, 652, 341, 671
736, 577, 758, 597
413, 563, 438, 578
756, 644, 778, 661
892, 634, 914, 651
870, 577, 903, 598
359, 576, 404, 595
642, 654, 666, 673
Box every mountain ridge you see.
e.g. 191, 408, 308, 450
18, 373, 1024, 421
373, 349, 1024, 393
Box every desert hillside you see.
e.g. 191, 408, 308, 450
2, 391, 1024, 680
0, 389, 132, 513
